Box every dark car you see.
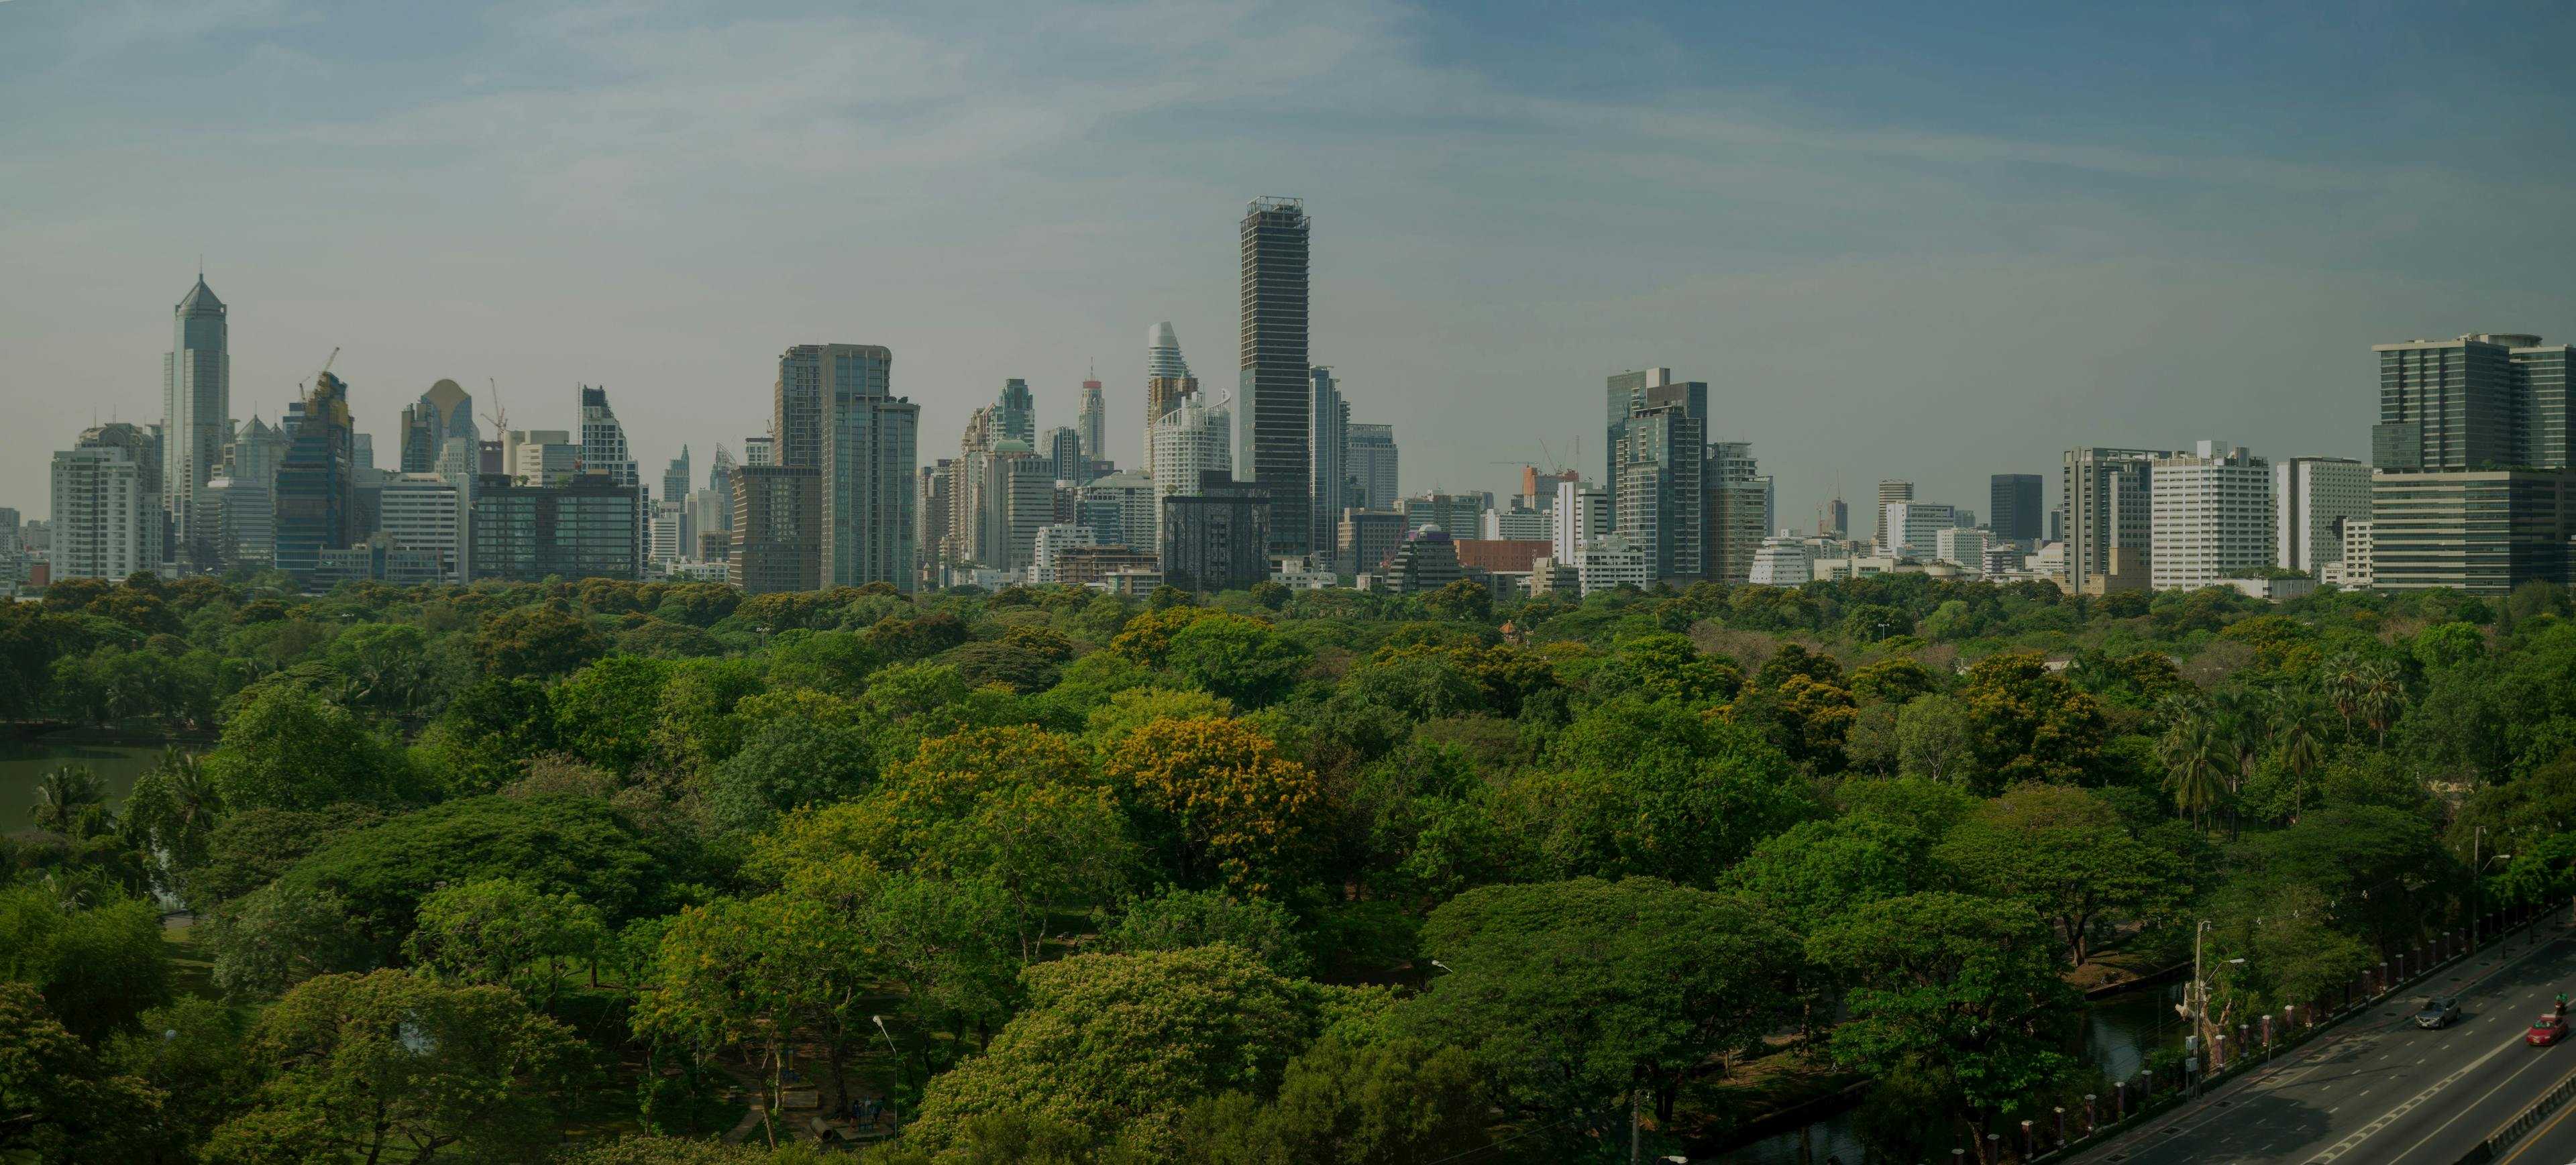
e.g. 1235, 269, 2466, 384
2417, 997, 2463, 1029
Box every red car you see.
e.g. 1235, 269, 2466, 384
2530, 1015, 2568, 1046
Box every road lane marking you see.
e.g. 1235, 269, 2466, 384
2386, 1044, 2572, 1164
2492, 1080, 2576, 1165
2303, 1032, 2528, 1164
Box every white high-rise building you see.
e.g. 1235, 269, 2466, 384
1553, 478, 1613, 562
1573, 532, 1650, 595
1874, 480, 1913, 555
2151, 440, 2273, 592
1484, 507, 1550, 541
1152, 392, 1232, 539
505, 431, 580, 484
51, 434, 156, 582
1748, 534, 1813, 586
162, 276, 230, 570
1882, 500, 1956, 559
1934, 526, 1989, 574
2274, 456, 2371, 574
1077, 471, 1158, 553
648, 500, 686, 571
1032, 522, 1099, 585
379, 473, 472, 584
1348, 423, 1398, 511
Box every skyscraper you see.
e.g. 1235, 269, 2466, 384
1705, 441, 1766, 584
1609, 369, 1707, 584
1874, 480, 1913, 556
1152, 391, 1232, 546
2150, 441, 2271, 592
1309, 366, 1348, 555
2371, 334, 2522, 472
51, 425, 158, 581
1144, 321, 1197, 476
162, 276, 229, 569
399, 380, 477, 474
2275, 456, 2370, 573
1348, 423, 1398, 511
1989, 474, 2043, 545
1077, 376, 1106, 463
2061, 447, 2168, 592
731, 465, 821, 594
662, 446, 694, 551
1239, 197, 1313, 556
995, 379, 1036, 446
810, 345, 916, 589
274, 372, 357, 589
578, 386, 638, 488
1044, 426, 1088, 488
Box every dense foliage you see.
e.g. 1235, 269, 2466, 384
5, 569, 2571, 1162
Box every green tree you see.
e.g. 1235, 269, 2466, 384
202, 883, 372, 999
906, 945, 1348, 1158
1934, 785, 2185, 964
205, 969, 586, 1165
1419, 579, 1492, 623
1957, 651, 2107, 790
0, 887, 173, 1041
1509, 698, 1813, 885
26, 763, 107, 836
276, 794, 664, 956
1175, 1036, 1491, 1165
1165, 616, 1311, 709
472, 604, 609, 677
1596, 632, 1743, 706
2161, 718, 2230, 830
706, 715, 876, 832
203, 685, 402, 812
1093, 886, 1311, 977
1402, 877, 1800, 1125
100, 995, 256, 1163
417, 676, 560, 795
632, 894, 874, 1145
1894, 693, 1974, 782
553, 655, 676, 773
1808, 893, 2079, 1142
406, 877, 608, 1010
0, 983, 164, 1164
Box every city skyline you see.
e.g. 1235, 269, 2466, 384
8, 2, 2576, 531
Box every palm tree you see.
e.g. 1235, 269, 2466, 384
153, 746, 223, 836
2357, 660, 2406, 746
2322, 654, 2369, 735
2163, 720, 2229, 832
2273, 698, 2326, 822
29, 764, 106, 836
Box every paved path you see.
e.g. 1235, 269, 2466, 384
2074, 922, 2576, 1165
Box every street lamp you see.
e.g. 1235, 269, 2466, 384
871, 1015, 903, 1132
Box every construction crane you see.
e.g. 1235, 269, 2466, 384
319, 347, 339, 376
480, 378, 509, 434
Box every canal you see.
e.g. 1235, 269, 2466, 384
0, 736, 190, 828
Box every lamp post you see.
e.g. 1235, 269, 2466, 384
871, 1015, 902, 1131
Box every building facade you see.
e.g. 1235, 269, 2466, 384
1347, 423, 1397, 511
1705, 441, 1766, 584
731, 465, 822, 594
817, 345, 916, 590
1240, 198, 1313, 556
2369, 470, 2572, 594
1144, 321, 1197, 477
469, 472, 642, 582
1077, 376, 1106, 462
275, 373, 357, 589
1607, 368, 1705, 584
2147, 441, 2272, 592
1309, 366, 1348, 555
379, 473, 471, 583
400, 380, 478, 474
1161, 471, 1271, 592
1990, 474, 2043, 545
163, 276, 230, 569
2275, 456, 2371, 574
1152, 392, 1232, 545
50, 432, 155, 581
2061, 447, 2168, 593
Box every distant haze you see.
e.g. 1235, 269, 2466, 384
5, 1, 2574, 527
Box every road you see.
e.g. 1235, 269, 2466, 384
2080, 922, 2576, 1165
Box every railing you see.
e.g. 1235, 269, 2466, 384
1995, 902, 2561, 1165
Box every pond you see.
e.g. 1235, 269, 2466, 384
1701, 979, 2191, 1165
0, 737, 188, 829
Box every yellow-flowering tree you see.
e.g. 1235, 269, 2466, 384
1107, 718, 1330, 894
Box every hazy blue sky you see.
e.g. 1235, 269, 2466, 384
7, 0, 2576, 531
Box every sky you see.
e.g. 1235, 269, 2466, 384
6, 0, 2576, 531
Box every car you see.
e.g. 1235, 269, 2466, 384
2531, 1015, 2569, 1046
2416, 997, 2463, 1029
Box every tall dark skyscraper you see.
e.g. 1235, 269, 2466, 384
274, 371, 356, 589
1990, 474, 2043, 543
1239, 197, 1312, 557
